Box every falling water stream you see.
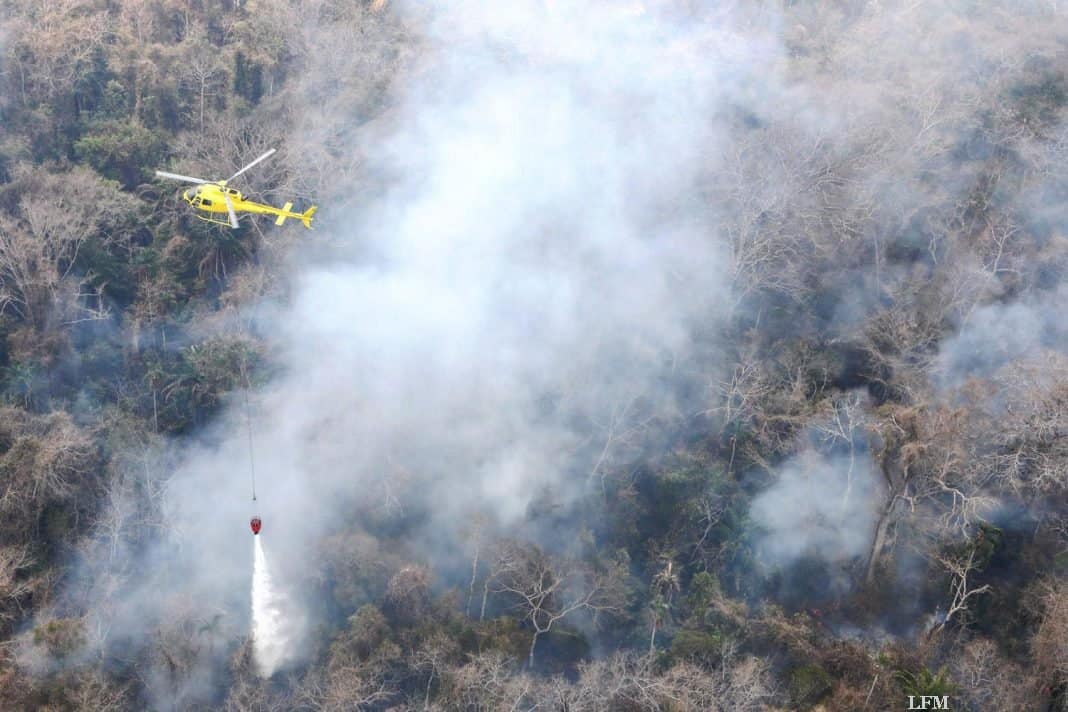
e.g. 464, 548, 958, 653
252, 536, 286, 677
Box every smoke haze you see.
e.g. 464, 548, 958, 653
47, 1, 773, 702
750, 450, 880, 570
18, 0, 1068, 706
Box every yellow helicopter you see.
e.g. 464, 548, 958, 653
155, 149, 316, 229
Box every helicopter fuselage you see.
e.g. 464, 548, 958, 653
157, 148, 316, 228
183, 183, 300, 223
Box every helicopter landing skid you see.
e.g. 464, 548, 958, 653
195, 214, 240, 228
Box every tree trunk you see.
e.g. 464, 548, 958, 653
466, 542, 480, 617
480, 580, 490, 621
866, 442, 907, 585
866, 496, 898, 584
528, 631, 540, 669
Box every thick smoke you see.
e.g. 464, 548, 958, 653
936, 284, 1068, 388
25, 0, 1068, 704
749, 450, 882, 581
43, 1, 784, 702
748, 392, 882, 596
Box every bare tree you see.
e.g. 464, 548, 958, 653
224, 673, 293, 712
412, 633, 459, 710
0, 166, 136, 331
441, 652, 539, 711
708, 350, 773, 436
568, 652, 673, 711
294, 665, 392, 712
462, 512, 488, 617
812, 390, 867, 511
865, 401, 991, 585
149, 613, 203, 700
951, 638, 1030, 712
1030, 579, 1068, 695
989, 356, 1068, 495
663, 653, 774, 712
0, 408, 96, 539
589, 393, 647, 496
63, 669, 130, 712
383, 564, 432, 626
0, 546, 35, 627
180, 26, 229, 130
565, 650, 772, 712
3, 0, 108, 108
926, 545, 992, 639
489, 541, 626, 668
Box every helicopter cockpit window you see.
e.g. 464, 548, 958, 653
201, 199, 213, 207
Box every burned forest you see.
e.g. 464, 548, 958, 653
0, 1, 1066, 710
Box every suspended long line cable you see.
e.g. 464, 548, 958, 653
243, 360, 257, 502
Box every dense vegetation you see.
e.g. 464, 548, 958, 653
0, 0, 1066, 710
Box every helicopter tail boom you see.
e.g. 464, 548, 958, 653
301, 206, 317, 229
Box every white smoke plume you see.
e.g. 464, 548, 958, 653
51, 2, 777, 702
936, 284, 1068, 388
28, 0, 1068, 705
749, 449, 881, 570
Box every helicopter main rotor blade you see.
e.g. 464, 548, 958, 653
227, 148, 277, 183
223, 194, 240, 229
155, 170, 211, 184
